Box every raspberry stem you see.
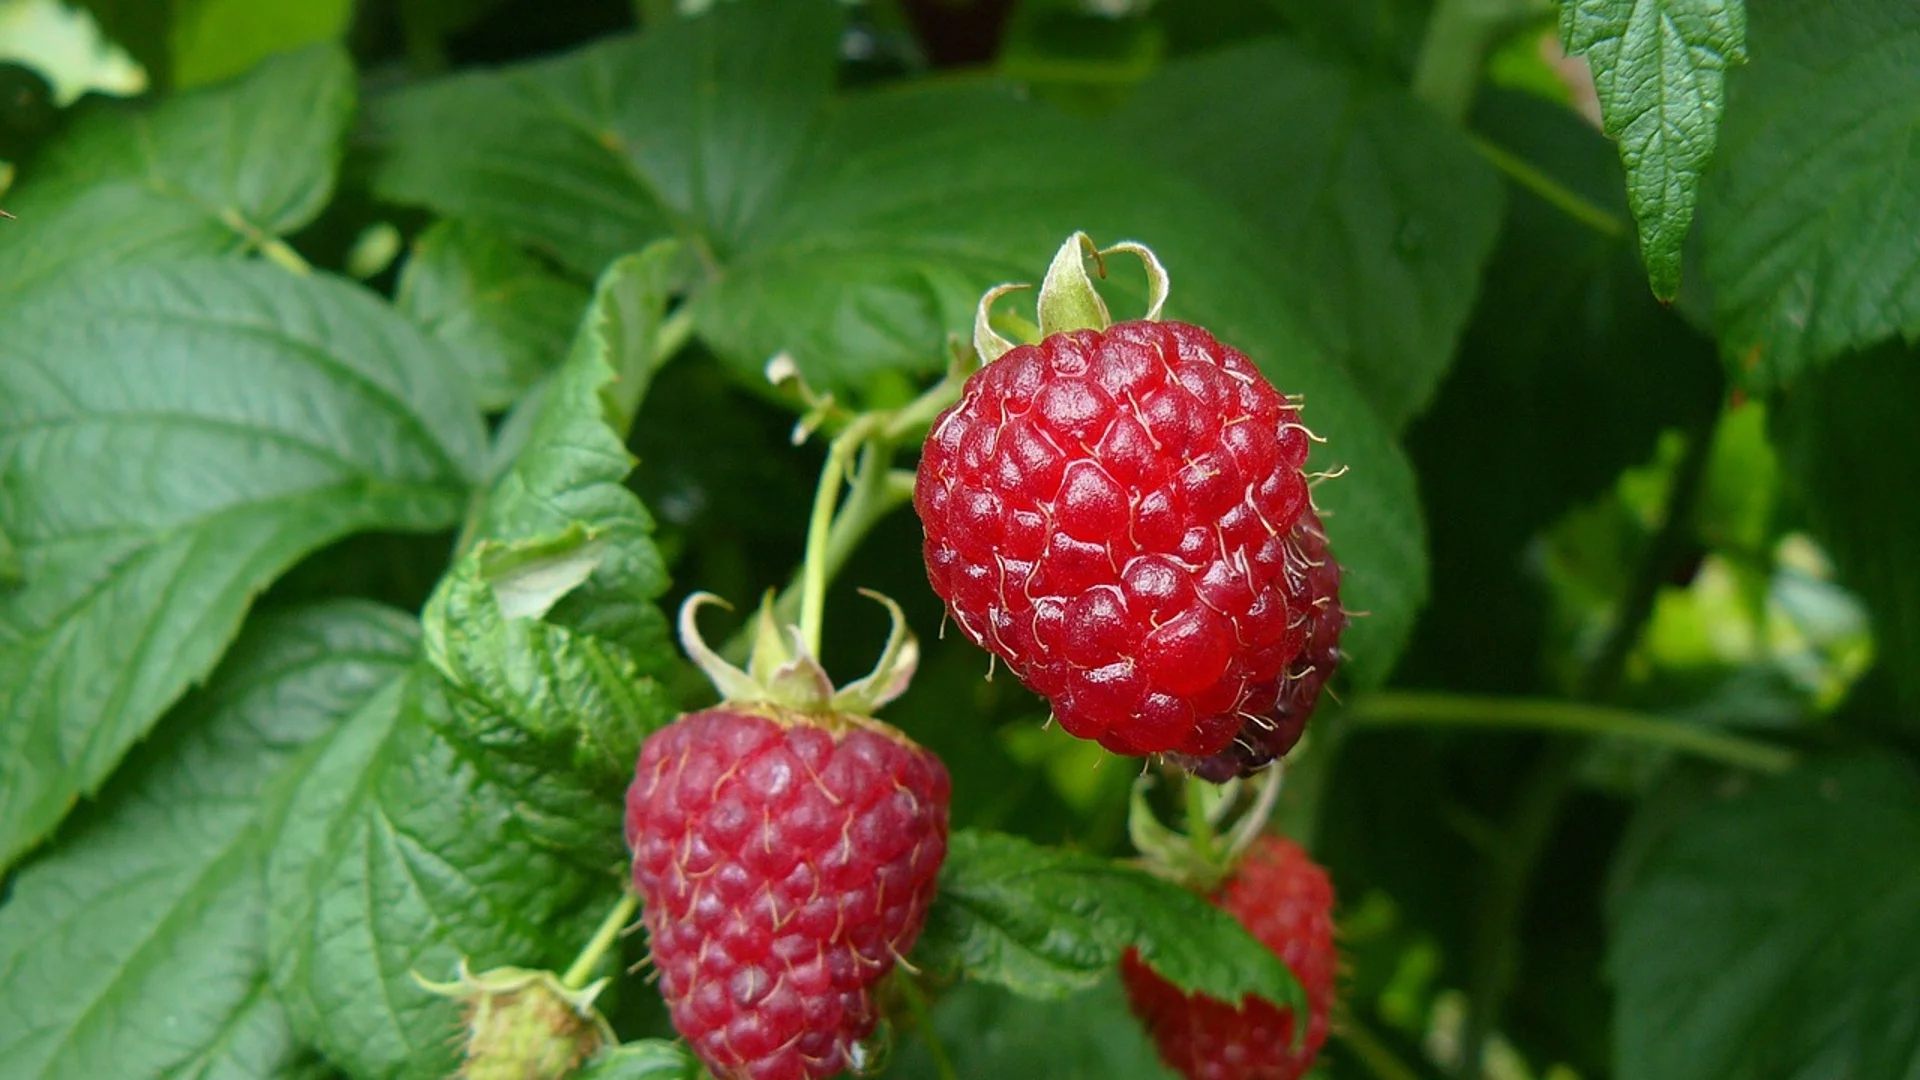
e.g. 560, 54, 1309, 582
1343, 692, 1794, 773
1409, 0, 1550, 122
893, 974, 958, 1080
1183, 777, 1219, 866
762, 360, 969, 662
799, 424, 877, 657
560, 891, 638, 990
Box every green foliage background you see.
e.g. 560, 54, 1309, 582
0, 1, 1914, 1078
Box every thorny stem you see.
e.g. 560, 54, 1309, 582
895, 975, 959, 1080
561, 892, 639, 990
1453, 404, 1722, 1079
1345, 692, 1793, 773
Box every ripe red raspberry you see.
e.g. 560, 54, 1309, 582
916, 317, 1321, 758
1120, 836, 1338, 1080
626, 705, 950, 1080
1170, 510, 1344, 782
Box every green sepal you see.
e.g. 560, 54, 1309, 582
971, 231, 1174, 364
1037, 232, 1113, 338
678, 589, 919, 717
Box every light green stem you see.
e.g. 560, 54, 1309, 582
1469, 134, 1626, 237
798, 426, 869, 657
1345, 692, 1794, 774
1412, 0, 1552, 122
221, 207, 312, 275
562, 892, 638, 989
1336, 1013, 1425, 1080
896, 975, 958, 1080
1183, 777, 1218, 865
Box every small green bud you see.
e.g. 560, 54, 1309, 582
417, 962, 616, 1080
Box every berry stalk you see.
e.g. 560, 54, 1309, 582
740, 353, 975, 661
560, 892, 639, 990
799, 423, 875, 657
1342, 691, 1794, 773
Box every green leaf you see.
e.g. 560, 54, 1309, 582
1609, 754, 1920, 1079
170, 0, 353, 89
460, 244, 681, 651
576, 1042, 701, 1080
0, 525, 18, 588
366, 0, 842, 277
914, 830, 1303, 1012
264, 664, 618, 1080
1772, 345, 1920, 723
1701, 0, 1920, 387
422, 249, 681, 848
1105, 38, 1505, 428
394, 219, 592, 412
0, 602, 416, 1080
0, 46, 352, 295
890, 977, 1175, 1080
1563, 0, 1748, 300
0, 260, 487, 871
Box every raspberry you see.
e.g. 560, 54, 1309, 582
915, 317, 1322, 758
1170, 510, 1344, 782
626, 705, 950, 1080
1120, 836, 1338, 1080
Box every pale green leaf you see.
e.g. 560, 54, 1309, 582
0, 260, 487, 871
1611, 754, 1920, 1079
0, 602, 416, 1080
1564, 0, 1747, 299
0, 46, 352, 295
0, 0, 147, 105
1701, 0, 1920, 386
394, 218, 590, 412
914, 830, 1303, 1011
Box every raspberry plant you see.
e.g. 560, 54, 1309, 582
0, 3, 1914, 1080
